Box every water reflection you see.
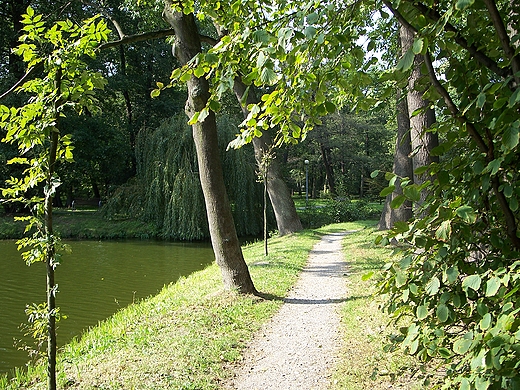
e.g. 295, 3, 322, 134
0, 239, 214, 374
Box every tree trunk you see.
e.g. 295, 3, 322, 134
44, 65, 62, 390
163, 3, 256, 294
400, 25, 438, 207
378, 88, 414, 230
319, 141, 336, 195
232, 78, 303, 236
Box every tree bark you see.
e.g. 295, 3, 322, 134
400, 24, 438, 208
163, 3, 256, 294
319, 140, 336, 195
378, 88, 414, 230
233, 78, 303, 236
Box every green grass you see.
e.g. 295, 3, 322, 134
1, 221, 422, 389
332, 225, 423, 390
0, 209, 158, 240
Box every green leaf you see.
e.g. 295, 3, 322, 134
508, 87, 520, 107
380, 185, 395, 197
397, 49, 415, 71
150, 89, 161, 98
306, 12, 319, 24
485, 276, 501, 297
390, 194, 406, 209
193, 67, 205, 78
412, 38, 423, 54
445, 266, 459, 284
462, 274, 481, 291
453, 338, 473, 354
370, 170, 380, 178
438, 348, 452, 358
436, 303, 449, 322
426, 276, 440, 295
480, 312, 492, 330
485, 158, 502, 176
476, 92, 486, 108
395, 270, 407, 287
503, 122, 519, 150
414, 165, 429, 175
260, 67, 278, 85
325, 101, 336, 113
417, 305, 428, 320
403, 185, 421, 202
455, 0, 475, 10
180, 71, 192, 82
435, 220, 452, 242
455, 205, 477, 223
304, 26, 317, 38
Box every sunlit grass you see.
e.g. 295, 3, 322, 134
332, 226, 423, 390
1, 221, 418, 390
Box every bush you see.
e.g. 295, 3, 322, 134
298, 199, 380, 228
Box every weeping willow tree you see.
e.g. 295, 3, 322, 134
104, 113, 264, 240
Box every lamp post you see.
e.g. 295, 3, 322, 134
304, 159, 309, 208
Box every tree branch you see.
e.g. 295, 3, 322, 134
412, 1, 511, 79
423, 51, 489, 154
423, 51, 520, 249
98, 28, 177, 50
383, 0, 511, 79
482, 0, 520, 85
0, 62, 42, 101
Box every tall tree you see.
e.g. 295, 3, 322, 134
400, 24, 438, 207
232, 79, 303, 235
378, 88, 413, 229
162, 2, 256, 294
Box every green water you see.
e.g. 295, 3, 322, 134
0, 239, 214, 374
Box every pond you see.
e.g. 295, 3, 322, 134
0, 239, 214, 375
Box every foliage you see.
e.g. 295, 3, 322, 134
0, 5, 109, 387
103, 113, 265, 240
298, 199, 381, 229
374, 0, 520, 388
160, 0, 520, 387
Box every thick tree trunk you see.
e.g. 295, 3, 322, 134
400, 25, 439, 207
233, 78, 303, 236
163, 3, 256, 294
378, 88, 414, 230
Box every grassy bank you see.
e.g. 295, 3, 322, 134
1, 221, 420, 389
0, 209, 158, 240
332, 228, 422, 389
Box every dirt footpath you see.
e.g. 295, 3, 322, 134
224, 231, 352, 390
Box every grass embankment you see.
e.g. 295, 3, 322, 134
0, 209, 158, 240
1, 221, 420, 390
332, 228, 423, 389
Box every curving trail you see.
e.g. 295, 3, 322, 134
224, 231, 353, 390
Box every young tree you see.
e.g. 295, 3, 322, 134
0, 8, 109, 388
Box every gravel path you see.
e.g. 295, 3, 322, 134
224, 231, 352, 390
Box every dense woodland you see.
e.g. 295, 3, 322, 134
1, 0, 519, 389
